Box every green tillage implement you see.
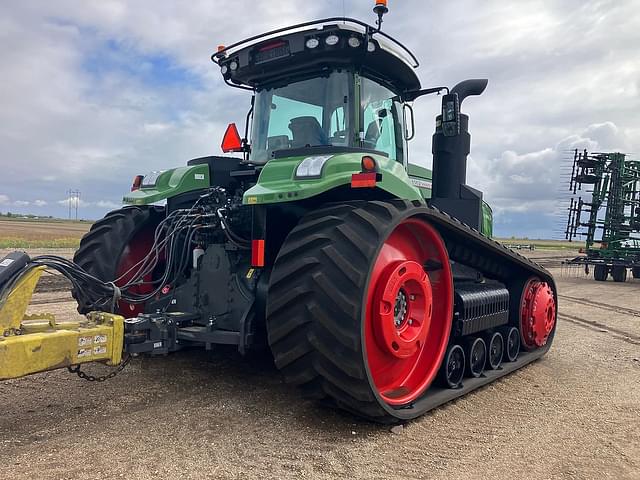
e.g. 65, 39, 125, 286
565, 150, 640, 281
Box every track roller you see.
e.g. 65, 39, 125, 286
438, 344, 465, 389
501, 326, 520, 362
485, 331, 503, 370
465, 337, 486, 378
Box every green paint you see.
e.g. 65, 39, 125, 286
123, 165, 210, 205
407, 163, 433, 200
243, 152, 422, 205
481, 202, 493, 238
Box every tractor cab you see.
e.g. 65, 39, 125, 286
213, 17, 422, 166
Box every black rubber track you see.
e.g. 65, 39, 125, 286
72, 206, 164, 313
266, 199, 557, 423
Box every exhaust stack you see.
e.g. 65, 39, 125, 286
430, 79, 488, 230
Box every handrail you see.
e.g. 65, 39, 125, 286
211, 17, 419, 69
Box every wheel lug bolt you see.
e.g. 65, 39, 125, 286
409, 294, 416, 301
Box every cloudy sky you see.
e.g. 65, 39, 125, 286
0, 0, 638, 237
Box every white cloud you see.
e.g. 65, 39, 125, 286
57, 197, 89, 208
143, 122, 172, 133
95, 200, 120, 209
33, 200, 47, 207
0, 194, 9, 205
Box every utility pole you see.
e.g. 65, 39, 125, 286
66, 189, 81, 220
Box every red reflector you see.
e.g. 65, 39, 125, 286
258, 40, 286, 52
131, 175, 144, 191
351, 172, 378, 188
221, 123, 243, 152
252, 239, 265, 267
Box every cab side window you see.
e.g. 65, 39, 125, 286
360, 77, 403, 163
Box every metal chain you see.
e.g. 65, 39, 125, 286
67, 354, 131, 382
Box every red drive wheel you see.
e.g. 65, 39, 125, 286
73, 206, 164, 315
365, 218, 453, 405
520, 277, 556, 350
115, 226, 160, 316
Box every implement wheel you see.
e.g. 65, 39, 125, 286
266, 200, 453, 423
612, 266, 627, 283
73, 206, 165, 315
593, 265, 608, 282
633, 267, 640, 279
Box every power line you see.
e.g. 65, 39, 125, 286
66, 189, 81, 220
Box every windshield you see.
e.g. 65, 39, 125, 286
250, 71, 352, 163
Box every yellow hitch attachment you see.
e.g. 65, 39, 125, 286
0, 267, 124, 380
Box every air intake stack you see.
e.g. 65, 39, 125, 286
430, 79, 488, 230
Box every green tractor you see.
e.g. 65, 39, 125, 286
0, 7, 557, 423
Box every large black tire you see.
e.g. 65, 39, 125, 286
266, 200, 454, 423
593, 265, 608, 282
611, 266, 627, 283
73, 206, 165, 314
632, 267, 640, 279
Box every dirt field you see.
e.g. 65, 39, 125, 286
1, 250, 639, 479
0, 219, 90, 248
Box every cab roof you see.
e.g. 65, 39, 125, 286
212, 18, 422, 94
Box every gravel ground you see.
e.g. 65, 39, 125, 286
1, 251, 639, 479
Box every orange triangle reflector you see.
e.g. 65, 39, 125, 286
221, 123, 243, 152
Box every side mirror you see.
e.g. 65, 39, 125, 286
403, 103, 415, 141
221, 123, 246, 153
440, 93, 460, 137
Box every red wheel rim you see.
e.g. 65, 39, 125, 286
115, 226, 160, 316
520, 278, 556, 350
365, 218, 453, 405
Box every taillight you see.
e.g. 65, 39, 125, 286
361, 155, 377, 172
251, 239, 265, 267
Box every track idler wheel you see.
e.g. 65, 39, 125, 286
465, 337, 486, 378
438, 344, 465, 389
485, 331, 504, 370
520, 277, 556, 351
501, 326, 520, 362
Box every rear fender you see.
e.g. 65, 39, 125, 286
243, 152, 422, 205
123, 165, 210, 205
